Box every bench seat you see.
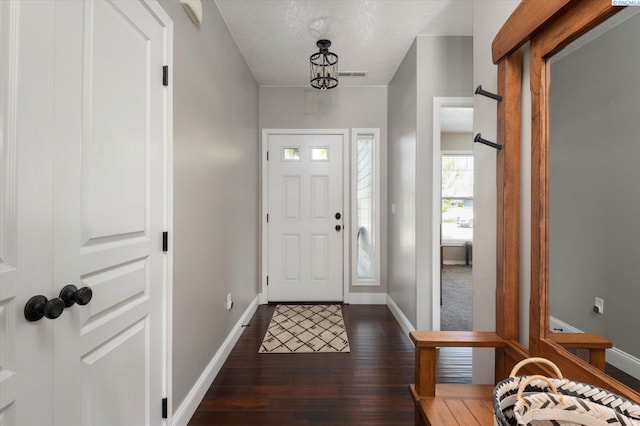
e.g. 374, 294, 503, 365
409, 331, 505, 425
415, 384, 494, 426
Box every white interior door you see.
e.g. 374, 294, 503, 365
53, 1, 169, 425
0, 1, 171, 425
0, 2, 55, 424
267, 133, 344, 302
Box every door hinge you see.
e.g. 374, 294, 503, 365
163, 65, 169, 86
162, 397, 168, 419
266, 151, 269, 161
266, 214, 269, 223
266, 276, 269, 286
162, 232, 168, 252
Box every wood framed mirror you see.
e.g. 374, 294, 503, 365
493, 0, 640, 402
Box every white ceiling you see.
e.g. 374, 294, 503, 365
441, 107, 473, 133
214, 0, 473, 87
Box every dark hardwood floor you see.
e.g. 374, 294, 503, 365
188, 304, 639, 425
188, 304, 418, 425
605, 364, 640, 393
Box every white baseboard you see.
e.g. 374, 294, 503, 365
549, 316, 581, 333
172, 295, 260, 426
443, 260, 468, 265
386, 295, 415, 339
549, 316, 640, 379
349, 292, 387, 304
607, 347, 640, 380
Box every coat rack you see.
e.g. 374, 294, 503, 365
475, 85, 502, 102
474, 133, 502, 150
473, 84, 503, 150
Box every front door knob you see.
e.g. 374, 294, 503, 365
24, 295, 65, 321
335, 225, 341, 231
60, 284, 93, 307
335, 212, 341, 220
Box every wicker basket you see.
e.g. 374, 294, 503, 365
514, 375, 640, 425
493, 357, 640, 426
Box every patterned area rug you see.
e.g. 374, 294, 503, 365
259, 304, 350, 353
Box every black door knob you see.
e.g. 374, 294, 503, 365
335, 225, 341, 231
24, 295, 65, 321
60, 284, 93, 307
335, 212, 341, 220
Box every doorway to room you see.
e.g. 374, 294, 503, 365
441, 154, 473, 331
432, 98, 473, 331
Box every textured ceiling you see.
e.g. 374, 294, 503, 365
214, 0, 473, 87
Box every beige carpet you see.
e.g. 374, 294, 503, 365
259, 304, 350, 353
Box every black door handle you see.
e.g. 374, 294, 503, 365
60, 284, 93, 307
335, 225, 341, 231
335, 212, 341, 220
24, 295, 65, 321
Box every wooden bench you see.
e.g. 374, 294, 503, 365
415, 384, 494, 426
409, 331, 506, 426
547, 333, 612, 371
409, 331, 615, 425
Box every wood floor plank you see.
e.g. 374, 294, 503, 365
188, 304, 472, 425
200, 397, 270, 410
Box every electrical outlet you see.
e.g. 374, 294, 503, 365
226, 293, 233, 310
594, 297, 604, 314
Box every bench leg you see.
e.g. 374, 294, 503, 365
589, 348, 606, 371
415, 347, 437, 397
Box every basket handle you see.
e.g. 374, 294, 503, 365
516, 375, 562, 404
509, 357, 563, 378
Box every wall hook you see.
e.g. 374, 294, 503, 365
474, 133, 502, 150
475, 85, 502, 102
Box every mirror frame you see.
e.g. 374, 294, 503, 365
493, 0, 640, 401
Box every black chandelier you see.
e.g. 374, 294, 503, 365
310, 39, 338, 90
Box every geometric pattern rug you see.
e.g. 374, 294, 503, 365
259, 304, 350, 353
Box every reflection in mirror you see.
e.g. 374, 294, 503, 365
549, 7, 640, 390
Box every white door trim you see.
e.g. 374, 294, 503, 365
128, 0, 174, 425
428, 97, 473, 331
137, 1, 174, 423
261, 129, 350, 304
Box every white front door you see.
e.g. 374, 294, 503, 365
0, 1, 171, 425
266, 132, 345, 302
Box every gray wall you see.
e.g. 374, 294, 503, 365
548, 12, 640, 359
387, 40, 418, 325
259, 86, 388, 294
472, 0, 519, 383
442, 132, 473, 152
416, 36, 473, 329
387, 36, 472, 329
158, 0, 260, 411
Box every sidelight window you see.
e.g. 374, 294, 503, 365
351, 129, 380, 286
